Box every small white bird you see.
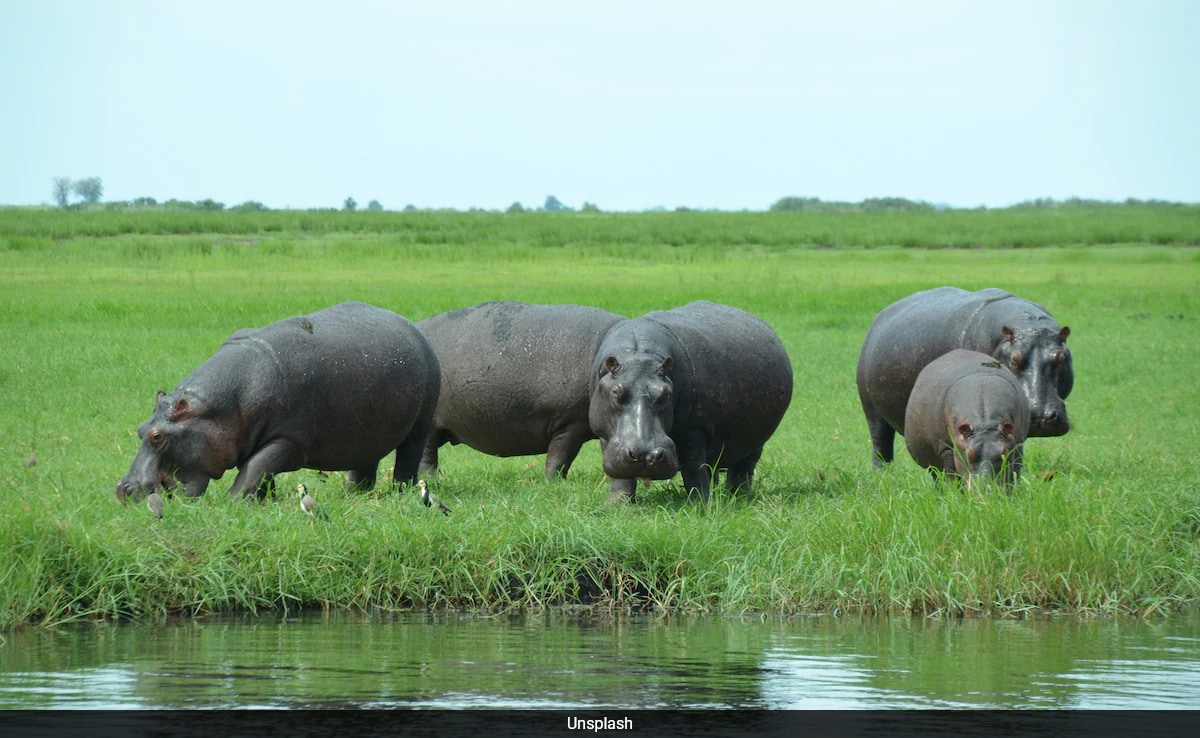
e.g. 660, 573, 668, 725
147, 491, 163, 520
298, 483, 329, 520
417, 479, 451, 516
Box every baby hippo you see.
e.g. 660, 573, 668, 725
904, 349, 1031, 490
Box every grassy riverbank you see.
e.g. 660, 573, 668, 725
2, 208, 1199, 627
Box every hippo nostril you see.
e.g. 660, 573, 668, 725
627, 448, 640, 462
649, 448, 665, 464
1043, 410, 1059, 423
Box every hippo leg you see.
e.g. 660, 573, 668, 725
392, 432, 429, 489
347, 465, 379, 491
228, 439, 304, 499
865, 410, 896, 467
418, 430, 450, 479
607, 477, 638, 504
544, 421, 590, 481
725, 448, 762, 494
678, 438, 713, 502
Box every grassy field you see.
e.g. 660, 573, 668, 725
2, 208, 1199, 627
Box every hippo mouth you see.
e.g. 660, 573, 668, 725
1029, 412, 1070, 438
115, 470, 173, 501
602, 443, 679, 481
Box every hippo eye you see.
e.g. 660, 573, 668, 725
1009, 352, 1025, 370
610, 383, 626, 403
1051, 350, 1067, 368
656, 385, 671, 403
148, 428, 165, 447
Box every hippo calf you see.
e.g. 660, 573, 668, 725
417, 301, 624, 480
856, 286, 1072, 467
116, 302, 440, 500
588, 301, 793, 503
904, 349, 1030, 490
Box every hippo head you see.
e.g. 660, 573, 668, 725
115, 390, 234, 501
949, 417, 1024, 492
589, 353, 680, 482
994, 324, 1072, 437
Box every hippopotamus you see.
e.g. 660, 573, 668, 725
416, 301, 624, 480
856, 287, 1072, 467
115, 301, 440, 501
904, 349, 1030, 490
588, 301, 793, 503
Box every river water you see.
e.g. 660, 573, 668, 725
2, 610, 1198, 712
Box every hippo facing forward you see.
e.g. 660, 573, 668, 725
904, 349, 1031, 490
417, 301, 624, 480
116, 302, 440, 501
856, 287, 1072, 467
588, 301, 793, 503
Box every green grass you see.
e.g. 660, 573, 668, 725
2, 208, 1199, 627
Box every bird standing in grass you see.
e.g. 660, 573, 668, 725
417, 479, 451, 516
298, 483, 330, 520
147, 491, 163, 520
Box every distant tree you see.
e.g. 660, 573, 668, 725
506, 201, 525, 214
52, 177, 73, 209
72, 177, 103, 204
132, 196, 157, 208
580, 201, 600, 213
860, 197, 935, 213
231, 200, 267, 212
543, 195, 571, 212
403, 204, 417, 211
197, 198, 225, 211
367, 199, 383, 211
344, 197, 358, 211
769, 196, 825, 213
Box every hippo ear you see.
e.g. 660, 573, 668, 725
601, 355, 619, 378
1001, 326, 1015, 344
1059, 326, 1070, 342
156, 390, 167, 400
659, 357, 673, 376
169, 397, 193, 422
957, 422, 972, 439
1002, 421, 1015, 441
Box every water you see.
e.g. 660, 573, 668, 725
1, 610, 1198, 710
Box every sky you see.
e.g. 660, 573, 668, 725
2, 0, 1197, 211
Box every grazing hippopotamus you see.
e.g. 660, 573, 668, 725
115, 302, 440, 501
588, 301, 793, 503
416, 301, 624, 480
904, 349, 1030, 490
856, 287, 1072, 467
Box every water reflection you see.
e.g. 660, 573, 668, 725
1, 611, 1198, 709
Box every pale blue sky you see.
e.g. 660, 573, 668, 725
2, 0, 1196, 211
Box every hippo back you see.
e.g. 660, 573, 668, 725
227, 301, 440, 470
418, 301, 624, 457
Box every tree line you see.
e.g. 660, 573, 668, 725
47, 178, 1193, 214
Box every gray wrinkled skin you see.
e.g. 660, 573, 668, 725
116, 302, 440, 501
904, 349, 1031, 491
856, 287, 1072, 467
588, 301, 793, 503
417, 301, 624, 480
